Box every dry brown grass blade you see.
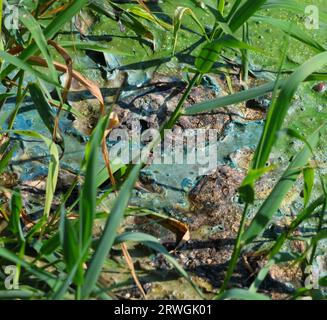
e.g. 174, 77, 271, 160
121, 242, 146, 299
101, 137, 117, 191
48, 40, 72, 103
137, 0, 151, 13
148, 214, 190, 249
100, 73, 127, 191
28, 56, 120, 189
10, 46, 118, 124
28, 55, 105, 114
39, 3, 70, 18
101, 113, 119, 190
8, 46, 24, 55
47, 40, 73, 143
34, 0, 57, 17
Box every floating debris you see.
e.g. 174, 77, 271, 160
312, 82, 327, 93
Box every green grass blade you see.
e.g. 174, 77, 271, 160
226, 0, 242, 21
40, 233, 60, 256
229, 0, 268, 32
309, 229, 327, 248
0, 0, 3, 55
218, 0, 225, 14
51, 238, 92, 300
217, 288, 270, 300
184, 79, 285, 115
239, 166, 275, 204
241, 129, 322, 245
0, 51, 60, 87
6, 130, 59, 219
0, 143, 17, 175
319, 276, 327, 287
0, 0, 2, 38
81, 163, 142, 299
303, 166, 315, 207
79, 116, 108, 250
8, 189, 25, 243
59, 207, 82, 286
0, 247, 58, 287
19, 10, 59, 84
206, 6, 234, 36
173, 6, 208, 54
252, 51, 327, 170
249, 253, 301, 293
0, 93, 14, 100
249, 196, 325, 292
269, 196, 325, 260
28, 83, 64, 150
195, 35, 262, 74
126, 6, 171, 30
0, 0, 89, 80
0, 290, 43, 299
